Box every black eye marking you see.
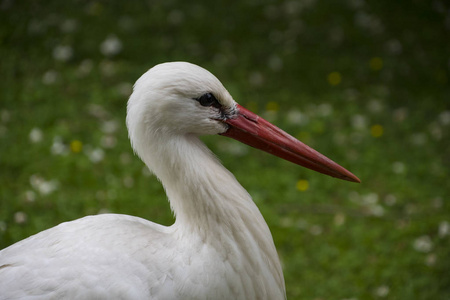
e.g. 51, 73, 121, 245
194, 93, 221, 109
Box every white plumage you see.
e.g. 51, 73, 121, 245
0, 62, 359, 299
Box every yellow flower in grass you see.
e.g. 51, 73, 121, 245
370, 124, 384, 138
369, 57, 383, 71
296, 179, 309, 192
70, 140, 83, 153
266, 101, 279, 112
327, 72, 342, 86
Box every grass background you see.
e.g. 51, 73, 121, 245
1, 0, 449, 299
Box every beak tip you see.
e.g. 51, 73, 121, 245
350, 176, 362, 183
343, 173, 361, 183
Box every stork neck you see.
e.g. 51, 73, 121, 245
143, 134, 254, 232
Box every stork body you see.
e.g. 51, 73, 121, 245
0, 62, 358, 299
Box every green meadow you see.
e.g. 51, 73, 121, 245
1, 1, 449, 299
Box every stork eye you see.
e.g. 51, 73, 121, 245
196, 93, 221, 108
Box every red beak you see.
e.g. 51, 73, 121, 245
220, 104, 360, 183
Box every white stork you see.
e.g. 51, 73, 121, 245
0, 62, 359, 299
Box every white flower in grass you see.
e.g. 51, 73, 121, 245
354, 12, 384, 34
351, 114, 367, 130
385, 39, 402, 55
334, 213, 346, 226
53, 45, 73, 62
413, 235, 433, 253
123, 176, 134, 188
101, 120, 119, 134
100, 35, 122, 57
279, 216, 294, 228
87, 103, 109, 119
248, 71, 264, 87
77, 59, 93, 76
384, 194, 396, 206
29, 174, 43, 189
309, 225, 322, 236
1, 110, 11, 123
369, 204, 384, 217
60, 19, 78, 33
392, 161, 405, 174
167, 10, 184, 25
29, 127, 43, 143
374, 285, 389, 297
410, 133, 427, 146
116, 82, 133, 97
101, 135, 117, 149
367, 99, 383, 113
24, 190, 36, 202
287, 110, 308, 125
439, 221, 450, 237
0, 221, 6, 232
39, 180, 58, 195
438, 110, 450, 125
393, 107, 408, 122
86, 147, 105, 163
317, 103, 333, 117
120, 152, 132, 165
51, 136, 68, 155
362, 193, 378, 205
14, 212, 27, 224
98, 208, 112, 215
42, 70, 58, 85
361, 193, 385, 217
29, 174, 58, 195
425, 253, 437, 266
268, 55, 283, 72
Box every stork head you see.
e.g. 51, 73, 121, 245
128, 62, 234, 138
127, 62, 360, 183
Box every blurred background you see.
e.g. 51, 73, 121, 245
0, 0, 449, 299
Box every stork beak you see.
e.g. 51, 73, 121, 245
220, 104, 360, 183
